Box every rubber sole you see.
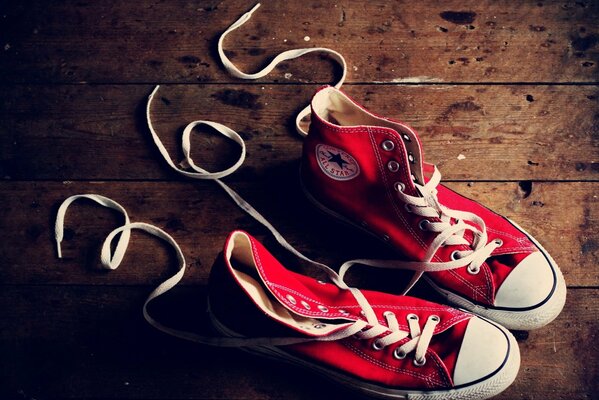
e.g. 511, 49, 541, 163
208, 302, 520, 400
300, 177, 566, 330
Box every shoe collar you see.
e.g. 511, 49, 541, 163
310, 85, 426, 186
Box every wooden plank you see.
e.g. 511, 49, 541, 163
1, 180, 596, 287
0, 0, 597, 84
1, 84, 597, 181
1, 285, 597, 399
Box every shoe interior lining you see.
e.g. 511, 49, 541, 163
226, 231, 343, 335
313, 87, 424, 183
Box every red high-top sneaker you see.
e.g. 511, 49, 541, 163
300, 86, 566, 331
208, 230, 520, 399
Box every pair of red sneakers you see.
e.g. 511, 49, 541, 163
204, 87, 565, 399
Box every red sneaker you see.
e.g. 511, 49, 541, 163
208, 230, 520, 399
300, 86, 566, 330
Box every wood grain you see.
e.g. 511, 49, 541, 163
1, 1, 596, 399
1, 84, 597, 181
2, 286, 597, 399
0, 0, 597, 84
1, 180, 596, 286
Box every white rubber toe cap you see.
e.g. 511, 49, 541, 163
494, 251, 555, 309
453, 317, 511, 386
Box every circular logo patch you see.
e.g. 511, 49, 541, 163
315, 144, 360, 181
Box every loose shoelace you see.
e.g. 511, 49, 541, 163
218, 3, 346, 137
53, 3, 463, 361
54, 195, 438, 362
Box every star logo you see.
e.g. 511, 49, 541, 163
315, 144, 360, 181
326, 151, 349, 169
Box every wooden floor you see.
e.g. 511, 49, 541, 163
1, 1, 598, 399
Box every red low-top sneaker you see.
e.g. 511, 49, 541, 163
208, 230, 520, 399
300, 86, 566, 331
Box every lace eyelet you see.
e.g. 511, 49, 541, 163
394, 182, 405, 192
286, 294, 297, 305
393, 348, 406, 360
381, 140, 395, 151
317, 305, 329, 313
467, 266, 480, 275
383, 311, 395, 318
408, 153, 415, 163
411, 173, 418, 184
339, 309, 350, 315
316, 279, 327, 285
314, 323, 326, 329
413, 356, 426, 367
404, 203, 412, 213
450, 250, 462, 261
494, 238, 503, 247
429, 315, 440, 322
402, 133, 411, 142
407, 313, 419, 321
388, 160, 400, 172
372, 340, 384, 351
301, 301, 311, 310
418, 219, 430, 231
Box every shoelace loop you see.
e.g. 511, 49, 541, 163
404, 166, 501, 273
55, 4, 453, 361
54, 196, 440, 361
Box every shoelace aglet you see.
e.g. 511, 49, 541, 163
56, 239, 63, 258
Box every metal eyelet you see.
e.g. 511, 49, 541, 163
388, 160, 400, 172
339, 309, 350, 315
314, 323, 326, 329
413, 357, 426, 367
408, 153, 415, 163
317, 279, 327, 285
429, 315, 440, 322
383, 311, 395, 318
411, 173, 418, 183
419, 219, 430, 231
394, 182, 405, 192
301, 301, 311, 310
407, 313, 419, 321
404, 203, 412, 213
467, 266, 480, 275
450, 250, 462, 261
317, 305, 329, 313
286, 295, 297, 305
402, 133, 411, 142
494, 238, 503, 247
393, 348, 407, 360
372, 340, 384, 351
381, 140, 395, 151
382, 234, 390, 242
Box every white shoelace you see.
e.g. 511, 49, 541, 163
54, 195, 438, 361
53, 3, 457, 360
218, 3, 346, 137
214, 3, 499, 291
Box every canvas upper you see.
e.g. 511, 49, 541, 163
300, 86, 566, 330
207, 230, 520, 398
